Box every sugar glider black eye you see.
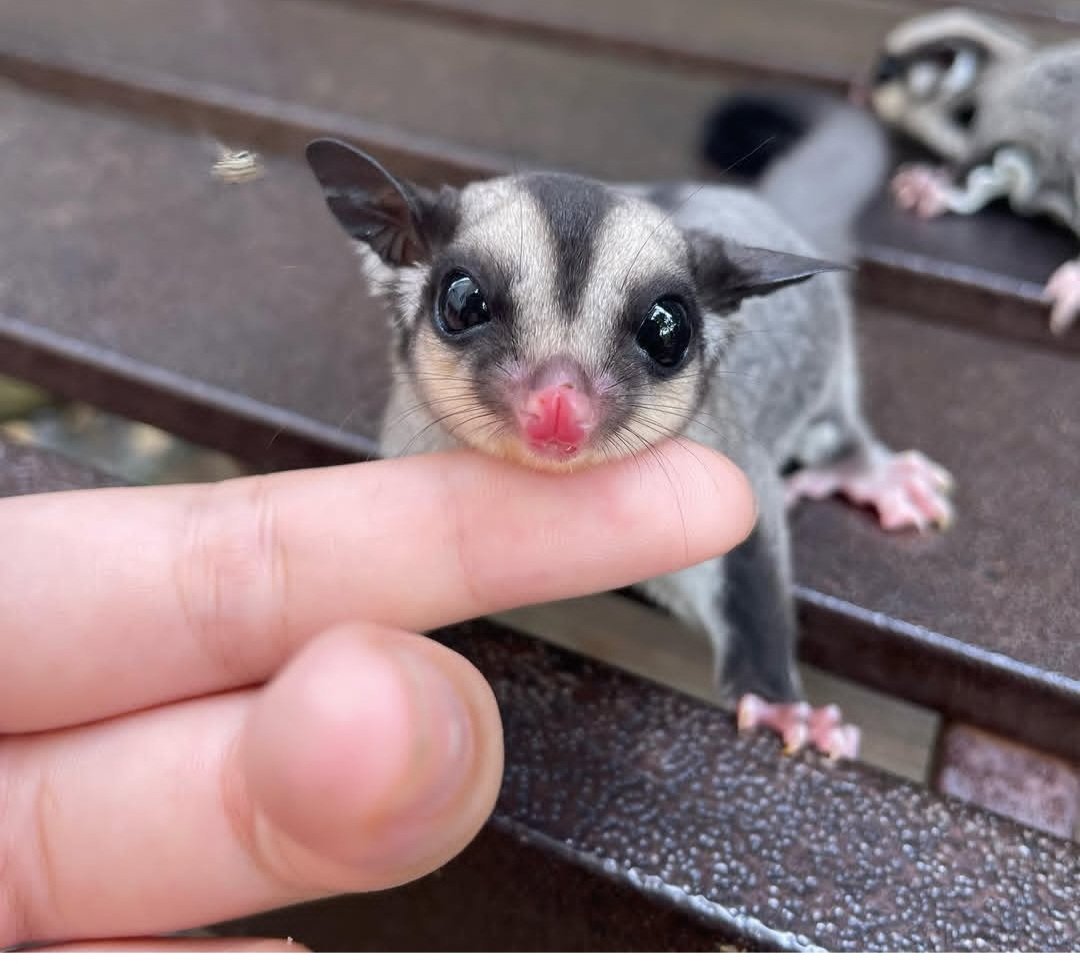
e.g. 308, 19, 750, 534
636, 298, 692, 369
436, 271, 492, 334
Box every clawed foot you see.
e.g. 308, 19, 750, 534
1045, 259, 1080, 335
891, 164, 953, 219
737, 694, 860, 761
786, 449, 954, 532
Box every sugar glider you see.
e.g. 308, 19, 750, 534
863, 7, 1080, 333
305, 96, 953, 760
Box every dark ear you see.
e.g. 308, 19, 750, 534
305, 138, 452, 266
688, 232, 848, 313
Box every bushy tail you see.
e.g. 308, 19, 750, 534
702, 89, 888, 262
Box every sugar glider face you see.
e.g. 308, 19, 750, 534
306, 138, 837, 470
864, 8, 1032, 161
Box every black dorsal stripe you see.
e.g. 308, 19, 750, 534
522, 173, 616, 319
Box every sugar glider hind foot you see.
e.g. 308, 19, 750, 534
738, 694, 861, 761
890, 164, 953, 219
786, 448, 954, 532
1045, 259, 1080, 335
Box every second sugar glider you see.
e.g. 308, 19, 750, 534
865, 7, 1080, 333
305, 95, 954, 759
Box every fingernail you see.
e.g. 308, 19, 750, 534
396, 643, 475, 814
359, 644, 477, 864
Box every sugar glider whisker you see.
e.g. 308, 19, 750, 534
306, 94, 954, 760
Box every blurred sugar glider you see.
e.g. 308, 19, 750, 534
305, 94, 953, 760
862, 7, 1080, 333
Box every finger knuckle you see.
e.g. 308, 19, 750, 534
175, 477, 291, 681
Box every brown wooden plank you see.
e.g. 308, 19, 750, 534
0, 0, 731, 180
339, 0, 1079, 84
0, 85, 1077, 758
0, 79, 386, 470
214, 621, 1080, 952
215, 826, 748, 951
856, 198, 1077, 354
2, 1, 1077, 356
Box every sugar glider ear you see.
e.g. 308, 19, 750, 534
687, 232, 848, 313
305, 138, 456, 266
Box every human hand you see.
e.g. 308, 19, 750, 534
0, 443, 752, 951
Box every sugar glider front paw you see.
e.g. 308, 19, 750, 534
1044, 259, 1080, 335
737, 694, 860, 761
890, 164, 953, 219
786, 449, 955, 532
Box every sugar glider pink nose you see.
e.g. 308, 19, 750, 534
521, 382, 593, 450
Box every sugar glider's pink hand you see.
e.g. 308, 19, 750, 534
0, 441, 753, 949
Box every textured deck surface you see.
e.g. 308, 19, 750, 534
215, 621, 1080, 952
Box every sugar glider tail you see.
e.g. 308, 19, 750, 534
702, 89, 888, 262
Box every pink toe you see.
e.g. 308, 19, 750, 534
825, 725, 861, 761
782, 721, 810, 755
737, 693, 766, 732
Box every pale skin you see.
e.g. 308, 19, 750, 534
0, 442, 753, 952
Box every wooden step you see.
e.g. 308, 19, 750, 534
0, 83, 1076, 759
225, 621, 1080, 951
343, 0, 1080, 86
1, 0, 1076, 354
3, 0, 1076, 102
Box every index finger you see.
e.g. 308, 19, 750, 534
0, 442, 753, 731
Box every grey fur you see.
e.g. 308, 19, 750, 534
757, 103, 890, 263
722, 501, 798, 700
870, 10, 1080, 236
305, 101, 887, 707
964, 42, 1080, 231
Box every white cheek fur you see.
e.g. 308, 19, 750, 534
354, 245, 396, 293
394, 265, 428, 323
354, 245, 429, 331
